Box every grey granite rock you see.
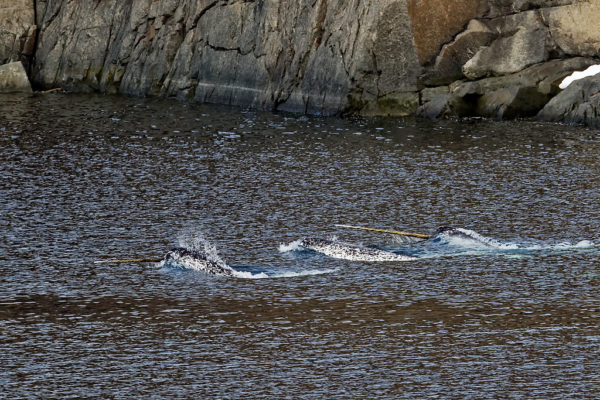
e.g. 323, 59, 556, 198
463, 11, 549, 79
420, 58, 599, 119
32, 0, 421, 115
0, 61, 32, 93
541, 2, 600, 58
422, 19, 496, 86
537, 73, 600, 127
0, 0, 36, 70
485, 0, 576, 17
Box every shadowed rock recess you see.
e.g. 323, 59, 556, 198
1, 0, 599, 125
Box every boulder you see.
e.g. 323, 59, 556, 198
0, 61, 32, 93
541, 2, 600, 58
476, 85, 551, 119
359, 92, 419, 117
422, 19, 496, 86
463, 10, 549, 79
419, 57, 598, 119
537, 74, 600, 128
416, 86, 450, 118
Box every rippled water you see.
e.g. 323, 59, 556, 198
1, 93, 599, 398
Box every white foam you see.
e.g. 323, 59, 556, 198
437, 228, 597, 253
278, 239, 302, 252
552, 240, 595, 250
440, 228, 507, 249
559, 65, 600, 89
232, 270, 269, 279
574, 240, 595, 248
232, 268, 338, 280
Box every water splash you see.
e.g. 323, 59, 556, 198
415, 228, 597, 258
278, 239, 302, 253
232, 268, 338, 279
433, 228, 506, 249
176, 231, 229, 270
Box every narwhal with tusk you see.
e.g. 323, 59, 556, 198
162, 247, 235, 276
94, 247, 235, 276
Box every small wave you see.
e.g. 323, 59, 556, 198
232, 268, 338, 279
434, 228, 505, 249
424, 227, 597, 257
549, 240, 595, 250
278, 239, 303, 253
445, 229, 596, 252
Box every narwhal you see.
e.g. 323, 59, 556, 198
162, 247, 235, 276
300, 237, 417, 261
94, 247, 235, 276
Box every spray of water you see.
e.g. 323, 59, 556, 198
278, 239, 303, 253
176, 230, 229, 270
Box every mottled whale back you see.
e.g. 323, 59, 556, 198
163, 247, 234, 276
300, 237, 417, 262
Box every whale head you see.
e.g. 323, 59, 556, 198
300, 237, 333, 248
163, 247, 234, 276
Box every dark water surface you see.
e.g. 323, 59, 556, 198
1, 93, 599, 398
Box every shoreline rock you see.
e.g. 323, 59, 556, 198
0, 1, 36, 71
418, 58, 599, 120
1, 0, 599, 127
537, 74, 600, 128
0, 61, 32, 93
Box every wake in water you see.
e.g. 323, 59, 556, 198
412, 226, 596, 258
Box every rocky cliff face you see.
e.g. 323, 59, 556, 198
0, 0, 36, 71
31, 0, 421, 115
1, 0, 599, 126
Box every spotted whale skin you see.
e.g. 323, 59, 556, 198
300, 237, 417, 262
163, 247, 234, 276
